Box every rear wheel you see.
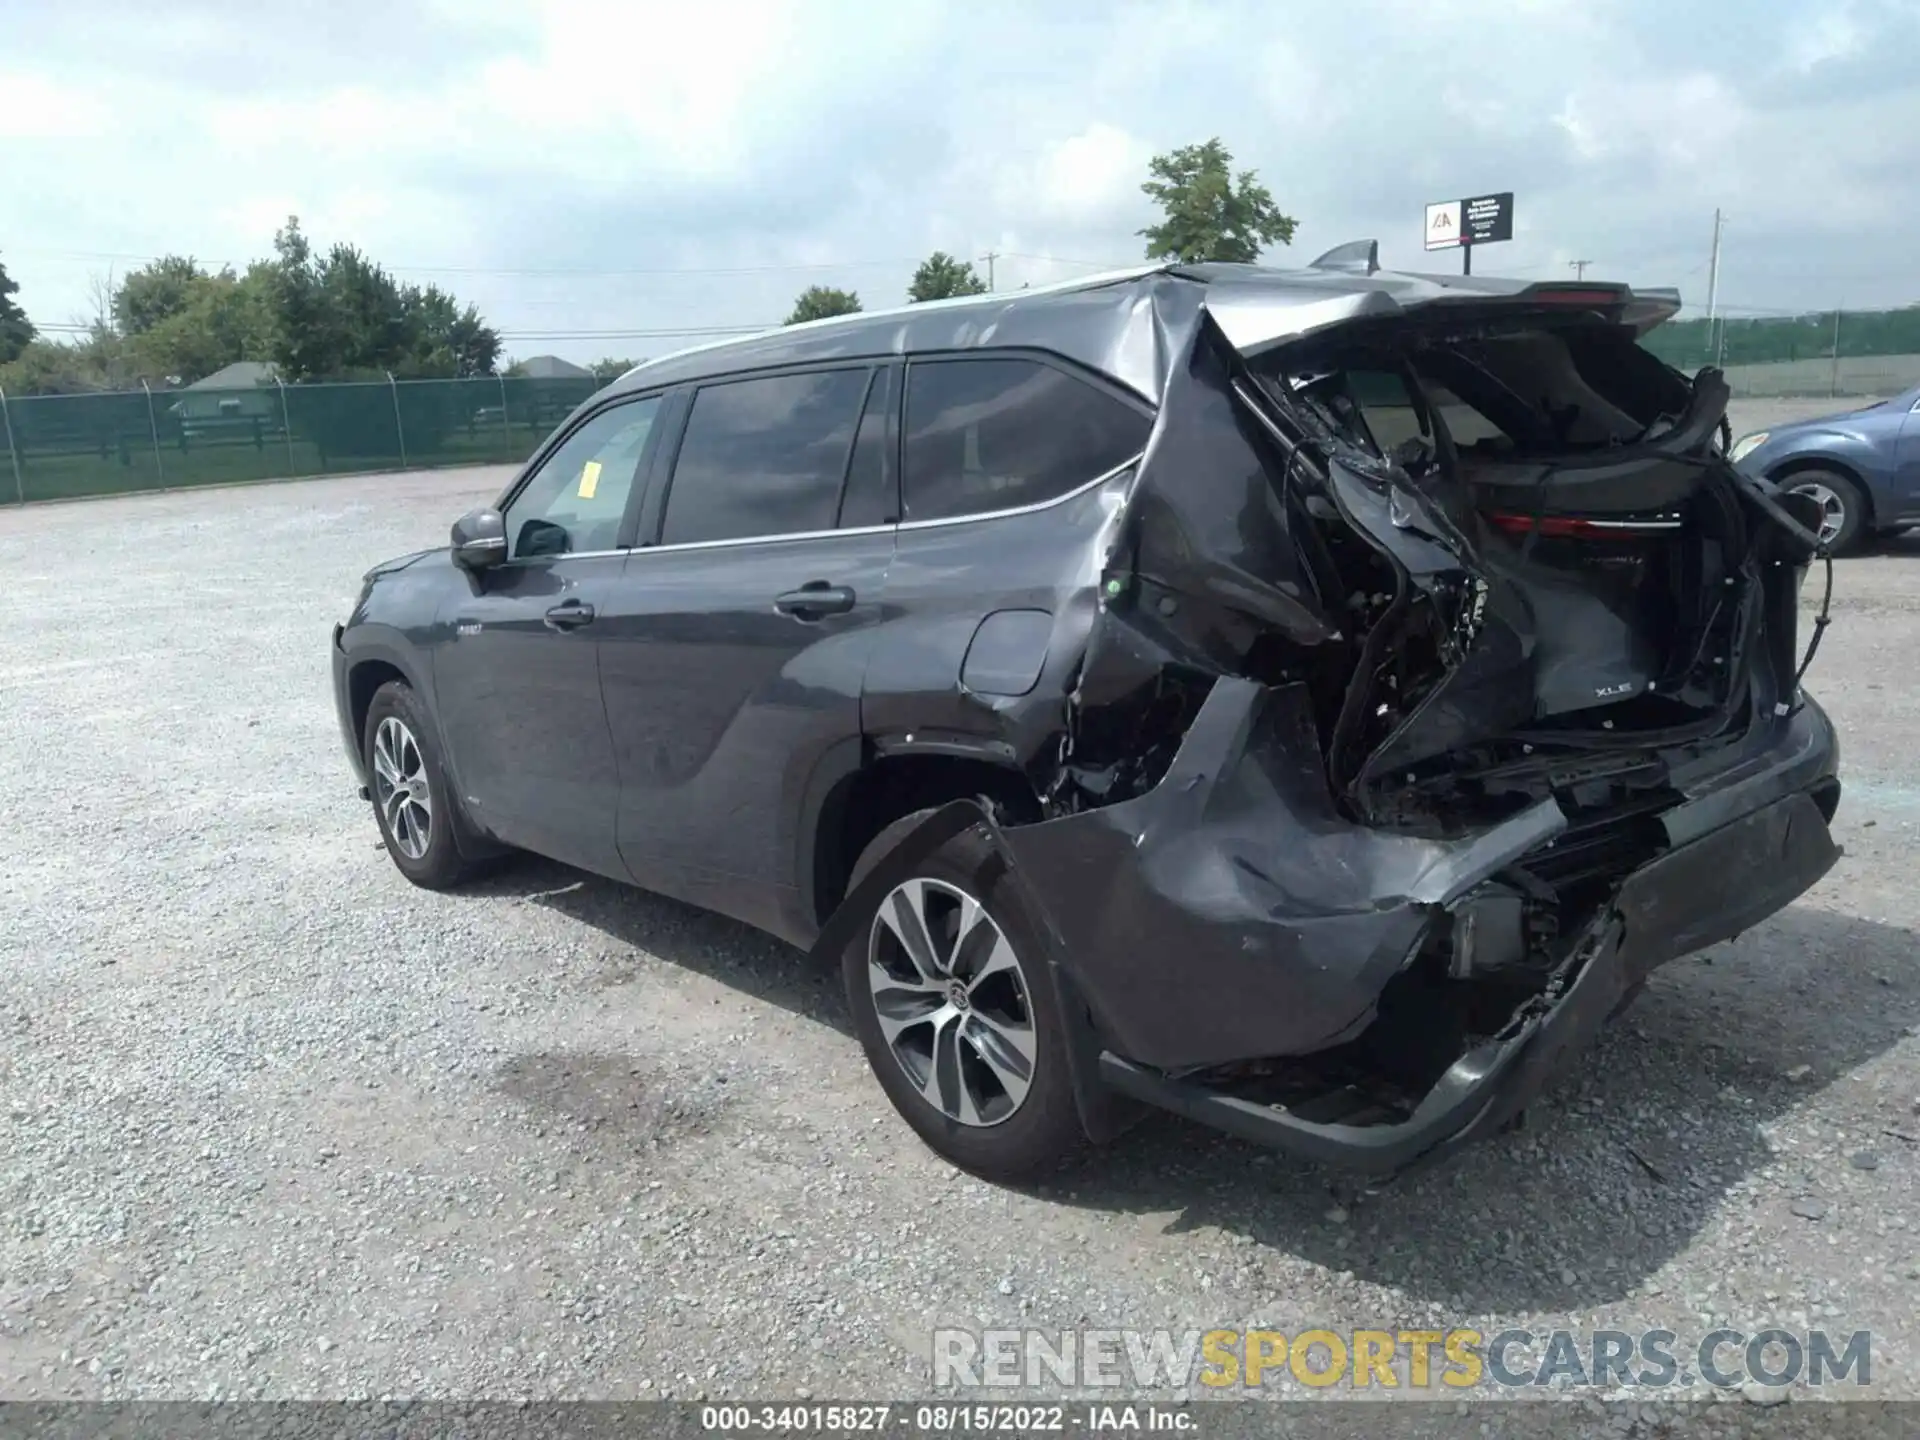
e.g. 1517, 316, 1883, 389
842, 813, 1085, 1181
363, 680, 479, 890
1783, 470, 1867, 555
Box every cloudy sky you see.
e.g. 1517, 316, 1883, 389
4, 0, 1917, 364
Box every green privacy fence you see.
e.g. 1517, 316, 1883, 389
1642, 307, 1920, 399
0, 374, 606, 505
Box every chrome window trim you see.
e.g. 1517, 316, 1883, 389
626, 524, 895, 557
493, 547, 631, 567
617, 453, 1144, 560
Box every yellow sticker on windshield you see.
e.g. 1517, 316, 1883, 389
578, 460, 602, 499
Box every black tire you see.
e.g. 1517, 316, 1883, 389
1783, 469, 1868, 555
842, 811, 1085, 1182
362, 679, 479, 890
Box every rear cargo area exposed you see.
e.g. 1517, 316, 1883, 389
1010, 279, 1839, 1168
1242, 304, 1814, 837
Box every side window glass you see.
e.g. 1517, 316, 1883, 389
661, 369, 872, 545
503, 395, 661, 559
836, 367, 896, 529
901, 358, 1151, 522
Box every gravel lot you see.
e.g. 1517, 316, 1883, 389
4, 410, 1918, 1417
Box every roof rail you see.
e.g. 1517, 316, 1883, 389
1308, 240, 1380, 276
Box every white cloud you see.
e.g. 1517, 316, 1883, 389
1553, 74, 1746, 171
2, 0, 1916, 353
1027, 124, 1155, 227
1788, 4, 1865, 68
0, 70, 114, 139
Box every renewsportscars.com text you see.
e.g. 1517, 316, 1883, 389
932, 1326, 1873, 1392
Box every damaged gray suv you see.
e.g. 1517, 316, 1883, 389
332, 244, 1842, 1181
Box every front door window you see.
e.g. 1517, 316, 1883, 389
502, 395, 662, 558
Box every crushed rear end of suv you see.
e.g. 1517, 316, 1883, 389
817, 249, 1841, 1178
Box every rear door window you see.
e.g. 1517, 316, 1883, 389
660, 368, 872, 545
901, 358, 1151, 522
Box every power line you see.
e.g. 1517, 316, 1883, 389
4, 247, 931, 279
9, 246, 1143, 280
998, 250, 1134, 270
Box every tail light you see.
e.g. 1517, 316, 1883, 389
1484, 513, 1682, 540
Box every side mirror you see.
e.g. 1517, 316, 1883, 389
450, 507, 508, 571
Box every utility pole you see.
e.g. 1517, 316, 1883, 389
980, 251, 998, 291
1830, 306, 1843, 398
1704, 208, 1725, 367
1570, 259, 1592, 280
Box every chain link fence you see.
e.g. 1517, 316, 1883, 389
1641, 307, 1920, 400
0, 373, 604, 504
8, 306, 1920, 504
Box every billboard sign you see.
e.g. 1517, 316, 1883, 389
1425, 191, 1514, 250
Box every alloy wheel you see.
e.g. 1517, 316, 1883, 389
866, 878, 1037, 1128
371, 716, 433, 860
1789, 480, 1848, 549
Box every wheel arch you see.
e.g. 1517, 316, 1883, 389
346, 656, 413, 754
808, 750, 1045, 932
345, 644, 504, 863
342, 640, 465, 799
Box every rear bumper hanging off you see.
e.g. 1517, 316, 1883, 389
812, 678, 1841, 1177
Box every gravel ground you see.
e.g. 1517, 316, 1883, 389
3, 429, 1918, 1420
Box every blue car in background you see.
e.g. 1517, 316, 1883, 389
1730, 384, 1920, 554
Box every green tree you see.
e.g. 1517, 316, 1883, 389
1138, 138, 1297, 264
591, 357, 643, 382
267, 217, 328, 380
112, 255, 209, 337
785, 286, 862, 325
396, 281, 502, 378
908, 252, 987, 303
123, 261, 281, 383
266, 216, 500, 380
0, 340, 95, 394
0, 254, 38, 363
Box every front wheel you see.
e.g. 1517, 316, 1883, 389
363, 679, 480, 890
841, 817, 1085, 1181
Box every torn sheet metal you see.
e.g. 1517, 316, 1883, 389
817, 676, 1567, 1074
992, 677, 1563, 1071
1119, 314, 1338, 656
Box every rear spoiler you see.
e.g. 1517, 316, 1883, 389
1201, 255, 1689, 358
1511, 281, 1684, 336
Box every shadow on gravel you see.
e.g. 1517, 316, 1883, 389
461, 860, 1918, 1313
1040, 903, 1920, 1316
458, 858, 852, 1036
1864, 529, 1920, 557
